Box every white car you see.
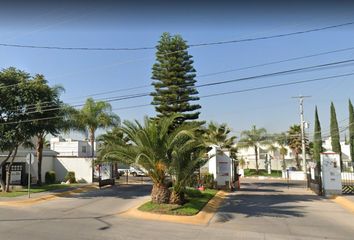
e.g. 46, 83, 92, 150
129, 167, 146, 177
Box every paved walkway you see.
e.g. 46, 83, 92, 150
210, 178, 354, 239
0, 184, 93, 202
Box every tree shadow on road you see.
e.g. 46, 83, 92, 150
62, 184, 152, 200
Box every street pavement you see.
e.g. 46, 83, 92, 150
0, 179, 354, 239
211, 178, 354, 239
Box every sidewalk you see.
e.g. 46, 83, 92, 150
0, 184, 98, 206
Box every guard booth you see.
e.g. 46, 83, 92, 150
321, 151, 342, 196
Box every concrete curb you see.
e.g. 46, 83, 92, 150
0, 185, 99, 207
331, 196, 354, 214
118, 190, 227, 225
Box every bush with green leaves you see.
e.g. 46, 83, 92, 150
64, 171, 76, 183
45, 171, 56, 184
201, 173, 215, 189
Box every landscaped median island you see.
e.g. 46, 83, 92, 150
0, 184, 81, 198
138, 188, 218, 216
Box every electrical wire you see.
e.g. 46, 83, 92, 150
1, 21, 353, 51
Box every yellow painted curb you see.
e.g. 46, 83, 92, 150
0, 185, 98, 207
118, 190, 227, 225
332, 196, 354, 214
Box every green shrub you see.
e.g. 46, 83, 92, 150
201, 173, 215, 189
64, 171, 76, 183
45, 171, 56, 184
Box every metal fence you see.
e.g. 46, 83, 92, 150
307, 166, 322, 195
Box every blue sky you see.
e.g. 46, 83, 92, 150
1, 1, 354, 140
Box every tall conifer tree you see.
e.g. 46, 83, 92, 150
313, 106, 322, 162
349, 99, 354, 166
330, 102, 342, 169
151, 33, 201, 125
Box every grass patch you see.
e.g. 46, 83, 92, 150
244, 169, 282, 177
138, 188, 218, 216
0, 184, 80, 197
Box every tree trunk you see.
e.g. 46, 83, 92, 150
0, 150, 13, 192
37, 134, 44, 185
295, 153, 301, 170
151, 183, 170, 204
254, 145, 259, 173
282, 154, 286, 170
89, 128, 95, 181
5, 146, 18, 192
169, 190, 185, 205
90, 129, 95, 158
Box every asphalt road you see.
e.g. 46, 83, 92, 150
0, 179, 354, 240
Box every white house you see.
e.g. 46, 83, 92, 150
50, 136, 100, 183
0, 137, 103, 187
0, 146, 57, 185
50, 136, 96, 157
236, 143, 303, 171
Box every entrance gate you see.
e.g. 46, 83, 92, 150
341, 171, 354, 194
307, 165, 322, 195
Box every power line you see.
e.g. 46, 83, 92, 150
189, 21, 354, 47
0, 21, 353, 51
196, 58, 354, 88
5, 58, 354, 115
6, 58, 354, 115
52, 45, 354, 101
2, 71, 353, 125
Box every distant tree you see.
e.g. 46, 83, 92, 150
238, 125, 268, 173
274, 133, 288, 170
349, 99, 354, 167
313, 106, 323, 162
287, 124, 309, 170
70, 98, 120, 158
204, 122, 236, 150
151, 32, 201, 127
330, 102, 342, 169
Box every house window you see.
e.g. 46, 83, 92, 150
82, 146, 87, 153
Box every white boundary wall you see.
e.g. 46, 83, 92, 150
54, 157, 93, 183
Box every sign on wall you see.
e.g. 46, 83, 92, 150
321, 152, 342, 196
218, 161, 229, 176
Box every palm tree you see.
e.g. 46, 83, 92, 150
97, 127, 130, 177
100, 115, 198, 204
238, 125, 268, 173
204, 122, 236, 150
71, 98, 120, 158
170, 137, 208, 204
273, 133, 288, 170
287, 125, 308, 170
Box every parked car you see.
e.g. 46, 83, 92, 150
117, 168, 129, 176
287, 167, 297, 171
129, 167, 146, 177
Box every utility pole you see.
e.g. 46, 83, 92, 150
292, 95, 311, 174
